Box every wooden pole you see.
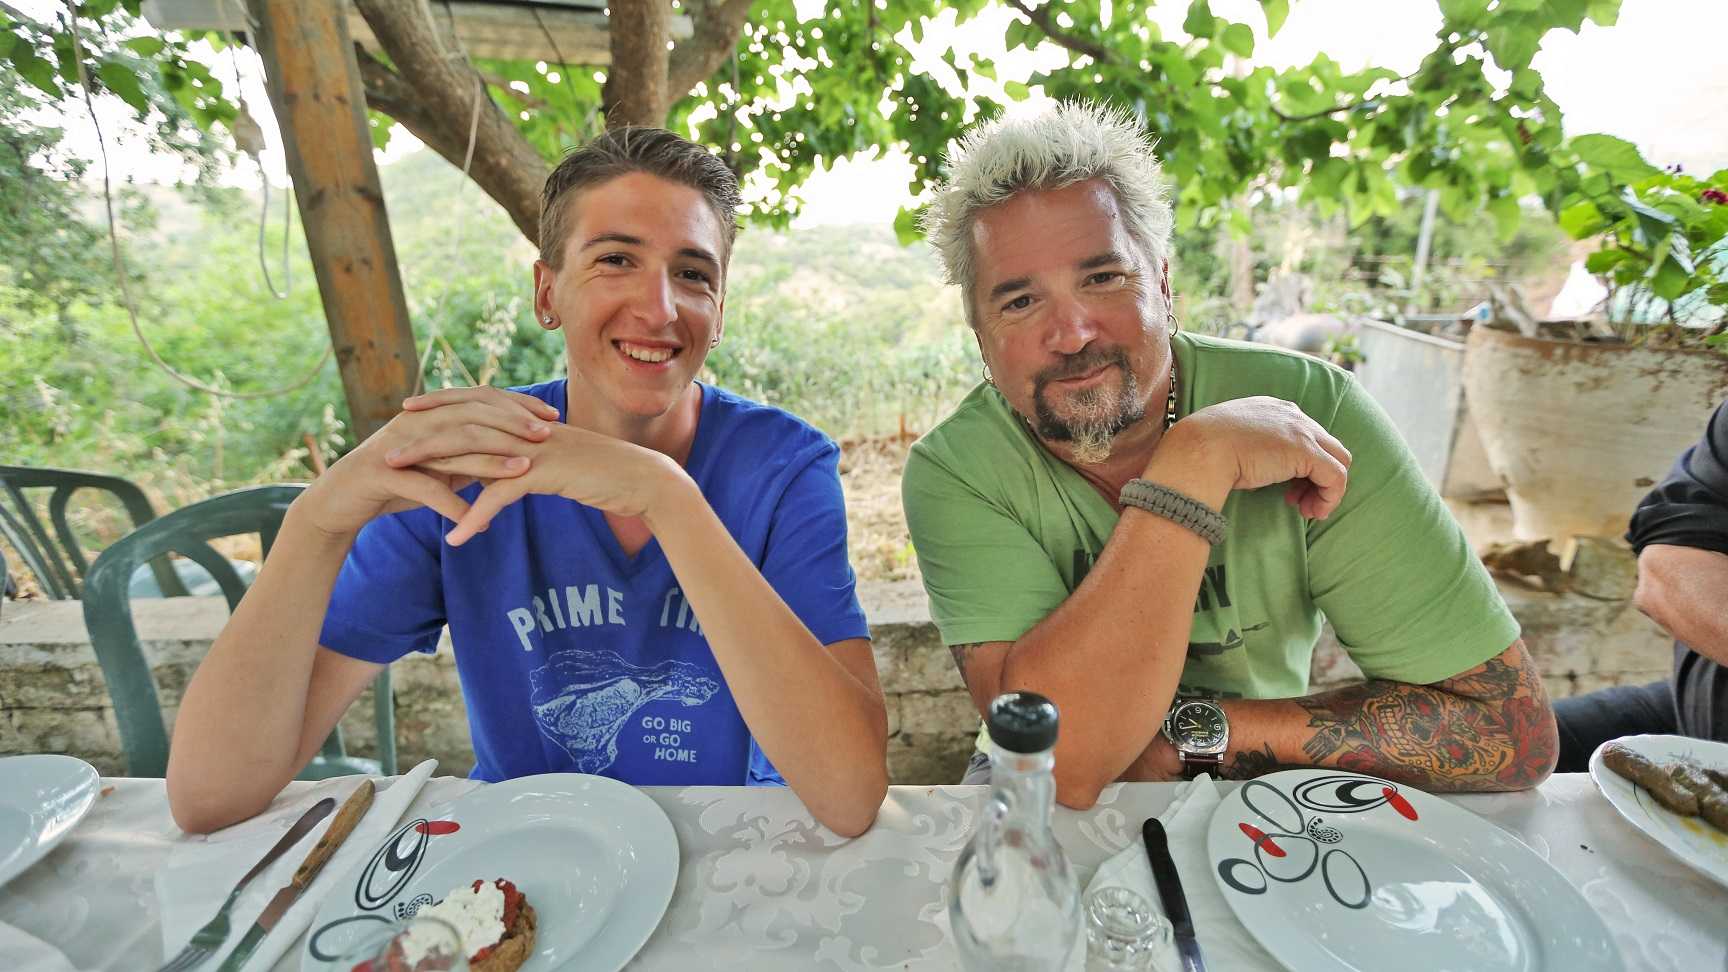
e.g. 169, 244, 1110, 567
247, 0, 418, 443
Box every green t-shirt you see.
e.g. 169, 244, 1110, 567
902, 331, 1518, 702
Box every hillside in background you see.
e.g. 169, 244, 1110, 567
3, 150, 978, 588
6, 147, 1573, 588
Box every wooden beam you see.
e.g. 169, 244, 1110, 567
353, 1, 614, 62
143, 0, 694, 63
247, 0, 419, 443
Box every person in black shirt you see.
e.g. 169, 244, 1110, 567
1555, 398, 1728, 771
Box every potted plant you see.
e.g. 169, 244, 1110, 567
1462, 136, 1728, 542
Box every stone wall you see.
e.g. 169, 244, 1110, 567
0, 568, 1674, 783
0, 581, 979, 783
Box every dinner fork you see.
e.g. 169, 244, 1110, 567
156, 796, 336, 972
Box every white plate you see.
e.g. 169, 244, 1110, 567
0, 754, 100, 889
1207, 769, 1621, 972
1589, 734, 1728, 889
304, 773, 679, 971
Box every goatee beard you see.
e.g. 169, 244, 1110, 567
1067, 420, 1118, 464
1030, 346, 1144, 464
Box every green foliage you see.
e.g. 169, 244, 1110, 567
1549, 136, 1727, 325
1166, 187, 1568, 332
1570, 133, 1660, 183
2, 0, 230, 179
1321, 332, 1363, 369
1023, 0, 1621, 238
671, 0, 993, 228
1, 149, 981, 520
440, 0, 998, 228
0, 71, 116, 318
1, 190, 340, 501
12, 0, 1630, 249
6, 0, 1721, 513
705, 224, 978, 435
1342, 193, 1568, 312
2, 150, 542, 501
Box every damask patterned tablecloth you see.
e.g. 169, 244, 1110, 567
0, 774, 1722, 971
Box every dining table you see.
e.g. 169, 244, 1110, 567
0, 771, 1722, 971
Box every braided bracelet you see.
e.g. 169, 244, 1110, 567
1118, 478, 1228, 545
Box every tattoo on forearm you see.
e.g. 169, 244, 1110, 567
1226, 744, 1284, 780
1268, 647, 1557, 792
949, 643, 982, 687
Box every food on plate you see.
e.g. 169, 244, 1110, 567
1602, 744, 1699, 815
1601, 743, 1728, 832
386, 878, 536, 972
1669, 764, 1728, 833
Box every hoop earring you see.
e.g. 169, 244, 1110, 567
982, 364, 995, 386
1167, 310, 1179, 332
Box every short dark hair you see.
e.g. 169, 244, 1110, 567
538, 127, 742, 269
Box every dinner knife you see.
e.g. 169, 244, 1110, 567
155, 797, 336, 972
214, 779, 376, 972
1143, 817, 1207, 972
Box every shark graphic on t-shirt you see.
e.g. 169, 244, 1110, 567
528, 648, 720, 773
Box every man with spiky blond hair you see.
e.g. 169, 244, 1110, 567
904, 102, 1557, 806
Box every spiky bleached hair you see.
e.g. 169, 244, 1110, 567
921, 101, 1174, 327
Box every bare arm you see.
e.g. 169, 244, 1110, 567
446, 430, 889, 837
947, 398, 1352, 809
168, 389, 555, 833
955, 505, 1211, 809
1634, 544, 1728, 665
166, 510, 387, 833
651, 475, 888, 837
1195, 639, 1558, 792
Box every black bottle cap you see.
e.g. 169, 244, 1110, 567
986, 691, 1060, 754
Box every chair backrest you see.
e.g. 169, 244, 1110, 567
0, 465, 187, 599
82, 484, 303, 776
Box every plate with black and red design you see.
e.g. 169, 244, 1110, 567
302, 773, 679, 972
1205, 770, 1620, 972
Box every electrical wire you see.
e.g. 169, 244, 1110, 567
64, 2, 330, 400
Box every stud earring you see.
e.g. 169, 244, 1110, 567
542, 314, 554, 325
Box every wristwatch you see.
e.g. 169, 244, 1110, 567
1161, 698, 1229, 780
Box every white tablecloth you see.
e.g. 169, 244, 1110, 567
0, 774, 1722, 970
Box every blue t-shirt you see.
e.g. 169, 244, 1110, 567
319, 381, 870, 786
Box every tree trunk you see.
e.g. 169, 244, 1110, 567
669, 0, 756, 95
348, 0, 757, 243
1221, 221, 1254, 314
352, 0, 549, 244
604, 0, 672, 128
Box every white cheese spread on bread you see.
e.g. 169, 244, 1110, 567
402, 880, 506, 964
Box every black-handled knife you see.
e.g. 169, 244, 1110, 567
1143, 817, 1207, 972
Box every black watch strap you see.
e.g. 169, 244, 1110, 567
1180, 752, 1222, 781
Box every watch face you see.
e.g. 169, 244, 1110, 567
1171, 701, 1227, 752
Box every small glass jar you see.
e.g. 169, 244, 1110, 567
1085, 886, 1173, 971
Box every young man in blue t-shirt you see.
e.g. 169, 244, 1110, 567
168, 129, 889, 837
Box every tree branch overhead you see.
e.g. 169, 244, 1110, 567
351, 0, 548, 242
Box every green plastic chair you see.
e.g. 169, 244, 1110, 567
0, 464, 188, 600
81, 484, 396, 779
